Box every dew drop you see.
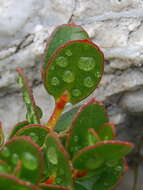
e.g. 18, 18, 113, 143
95, 71, 101, 78
72, 89, 81, 97
1, 147, 10, 157
22, 152, 38, 170
56, 56, 68, 68
115, 165, 122, 172
106, 160, 118, 167
51, 77, 60, 86
86, 158, 103, 170
63, 71, 74, 83
65, 49, 72, 56
78, 57, 95, 71
74, 146, 81, 152
47, 147, 58, 165
104, 136, 109, 140
56, 177, 63, 184
29, 132, 39, 142
12, 153, 20, 165
84, 77, 94, 88
50, 65, 55, 71
74, 136, 78, 142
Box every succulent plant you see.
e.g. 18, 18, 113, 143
0, 23, 134, 190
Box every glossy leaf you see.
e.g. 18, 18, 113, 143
43, 24, 89, 74
0, 122, 4, 147
15, 124, 49, 146
17, 69, 42, 124
9, 121, 29, 138
44, 40, 104, 104
98, 123, 115, 141
40, 184, 72, 190
92, 159, 126, 190
0, 174, 41, 190
42, 133, 73, 188
55, 105, 80, 133
0, 136, 44, 183
67, 99, 108, 157
72, 141, 133, 170
76, 160, 126, 190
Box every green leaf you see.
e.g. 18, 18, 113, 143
76, 159, 126, 190
55, 106, 80, 133
0, 136, 44, 183
42, 133, 73, 188
43, 24, 89, 73
72, 141, 133, 170
9, 121, 29, 138
15, 124, 49, 146
43, 40, 104, 104
40, 184, 72, 190
16, 69, 42, 124
92, 160, 126, 190
0, 174, 41, 190
0, 160, 12, 174
0, 122, 4, 147
67, 99, 108, 157
98, 123, 115, 141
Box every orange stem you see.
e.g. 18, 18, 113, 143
47, 92, 69, 128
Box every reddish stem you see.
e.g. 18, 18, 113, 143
47, 92, 69, 128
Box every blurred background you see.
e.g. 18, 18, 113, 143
0, 0, 143, 189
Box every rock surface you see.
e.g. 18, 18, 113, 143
0, 0, 143, 189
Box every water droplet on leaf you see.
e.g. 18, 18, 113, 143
84, 77, 94, 88
51, 77, 60, 86
65, 49, 72, 56
86, 157, 103, 170
95, 71, 101, 78
63, 71, 74, 83
22, 152, 38, 170
12, 153, 20, 165
74, 136, 78, 142
1, 147, 10, 157
56, 56, 68, 67
106, 160, 118, 167
72, 89, 81, 97
56, 177, 63, 184
78, 57, 95, 71
115, 165, 122, 171
29, 132, 39, 142
47, 147, 58, 165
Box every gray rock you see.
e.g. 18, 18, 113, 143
120, 89, 143, 115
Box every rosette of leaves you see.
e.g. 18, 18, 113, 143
0, 23, 134, 190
